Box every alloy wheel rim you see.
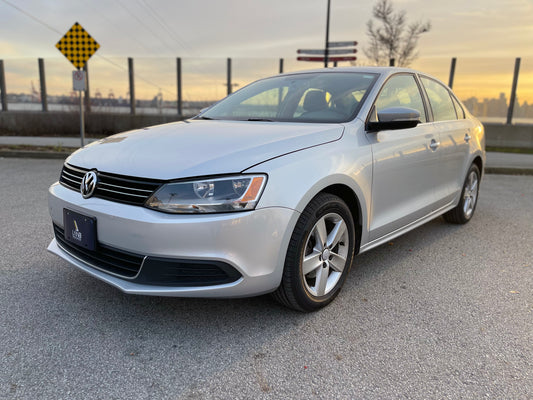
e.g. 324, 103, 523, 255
463, 171, 479, 219
302, 212, 349, 297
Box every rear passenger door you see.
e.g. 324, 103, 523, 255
419, 76, 472, 204
367, 74, 441, 241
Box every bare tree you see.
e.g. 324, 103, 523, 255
364, 0, 430, 67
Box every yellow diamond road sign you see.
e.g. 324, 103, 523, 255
56, 22, 100, 70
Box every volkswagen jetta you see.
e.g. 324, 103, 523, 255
48, 67, 485, 311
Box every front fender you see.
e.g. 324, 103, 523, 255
247, 135, 373, 246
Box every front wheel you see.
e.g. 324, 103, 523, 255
272, 193, 356, 312
443, 163, 481, 224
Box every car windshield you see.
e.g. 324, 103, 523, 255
199, 72, 379, 123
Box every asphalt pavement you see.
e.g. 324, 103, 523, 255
0, 158, 531, 399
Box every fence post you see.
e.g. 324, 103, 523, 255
176, 57, 182, 116
83, 63, 91, 112
506, 57, 521, 125
448, 57, 457, 89
389, 58, 395, 67
324, 0, 330, 68
0, 60, 7, 111
128, 57, 136, 115
38, 58, 48, 112
227, 58, 232, 96
279, 58, 284, 74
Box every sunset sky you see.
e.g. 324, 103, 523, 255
1, 0, 532, 102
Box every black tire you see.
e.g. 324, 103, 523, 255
272, 193, 356, 312
443, 164, 481, 224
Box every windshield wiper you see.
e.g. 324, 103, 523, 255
247, 118, 273, 122
197, 116, 214, 120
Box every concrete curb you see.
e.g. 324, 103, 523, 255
0, 150, 71, 159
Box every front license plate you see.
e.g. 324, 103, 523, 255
63, 209, 97, 251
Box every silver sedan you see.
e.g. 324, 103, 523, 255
48, 67, 485, 311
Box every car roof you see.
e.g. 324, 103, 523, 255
278, 66, 417, 77
274, 66, 446, 89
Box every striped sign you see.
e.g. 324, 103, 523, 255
297, 49, 357, 55
297, 56, 357, 62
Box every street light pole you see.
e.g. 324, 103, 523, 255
324, 0, 331, 68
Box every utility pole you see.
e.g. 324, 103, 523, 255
324, 0, 331, 68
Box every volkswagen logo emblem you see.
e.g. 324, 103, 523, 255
80, 171, 98, 199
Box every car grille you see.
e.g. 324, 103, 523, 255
54, 224, 242, 286
59, 163, 162, 206
54, 224, 144, 278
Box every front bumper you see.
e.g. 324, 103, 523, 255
48, 183, 298, 297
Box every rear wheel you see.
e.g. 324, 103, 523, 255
272, 193, 356, 312
443, 164, 480, 224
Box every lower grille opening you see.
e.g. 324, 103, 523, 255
136, 258, 242, 287
53, 224, 242, 287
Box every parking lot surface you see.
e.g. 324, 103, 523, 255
0, 158, 531, 399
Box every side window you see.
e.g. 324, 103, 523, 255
374, 74, 427, 123
420, 77, 457, 121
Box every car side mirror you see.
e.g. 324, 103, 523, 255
367, 107, 421, 132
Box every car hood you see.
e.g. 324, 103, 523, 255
66, 120, 344, 180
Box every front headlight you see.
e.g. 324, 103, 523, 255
145, 175, 267, 214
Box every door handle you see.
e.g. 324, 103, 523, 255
464, 133, 472, 142
429, 139, 440, 150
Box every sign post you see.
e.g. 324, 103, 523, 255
297, 41, 358, 65
73, 70, 87, 147
55, 22, 100, 147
